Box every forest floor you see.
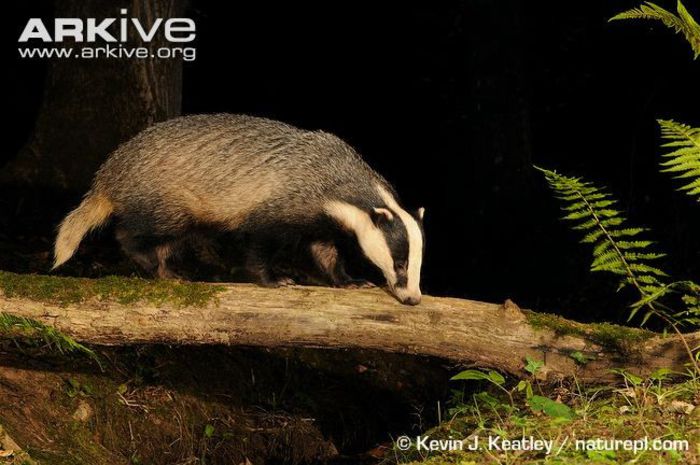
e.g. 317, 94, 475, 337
0, 343, 449, 465
391, 370, 700, 465
1, 350, 698, 464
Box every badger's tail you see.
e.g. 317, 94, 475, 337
52, 192, 114, 270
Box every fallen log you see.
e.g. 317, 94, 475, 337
0, 271, 697, 382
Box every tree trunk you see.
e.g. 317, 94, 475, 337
1, 274, 696, 382
2, 0, 185, 190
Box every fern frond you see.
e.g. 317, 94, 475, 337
678, 281, 700, 315
538, 166, 699, 368
658, 119, 700, 202
610, 1, 700, 59
536, 167, 668, 297
0, 312, 100, 367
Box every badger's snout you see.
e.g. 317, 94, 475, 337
392, 287, 422, 306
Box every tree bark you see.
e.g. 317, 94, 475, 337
1, 280, 697, 382
2, 0, 185, 190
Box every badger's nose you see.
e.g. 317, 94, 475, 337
402, 295, 421, 306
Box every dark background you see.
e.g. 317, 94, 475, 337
4, 0, 699, 323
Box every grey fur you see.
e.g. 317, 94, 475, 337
94, 114, 392, 233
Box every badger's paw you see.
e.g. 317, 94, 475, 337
275, 277, 297, 287
157, 267, 185, 280
259, 277, 296, 288
339, 279, 376, 289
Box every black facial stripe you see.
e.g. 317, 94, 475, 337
375, 206, 410, 279
395, 272, 408, 288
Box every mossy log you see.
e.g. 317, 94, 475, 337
0, 271, 698, 382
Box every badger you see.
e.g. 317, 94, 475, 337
52, 114, 425, 305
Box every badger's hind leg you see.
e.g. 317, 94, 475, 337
115, 228, 183, 279
115, 228, 157, 274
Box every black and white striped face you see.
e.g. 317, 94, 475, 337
325, 185, 425, 305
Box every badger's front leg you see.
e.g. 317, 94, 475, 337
245, 241, 296, 287
309, 241, 375, 288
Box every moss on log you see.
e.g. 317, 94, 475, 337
0, 271, 222, 307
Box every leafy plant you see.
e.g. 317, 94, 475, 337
450, 365, 575, 420
608, 368, 694, 417
451, 368, 505, 385
524, 356, 544, 376
451, 357, 549, 413
0, 312, 101, 368
451, 369, 513, 406
535, 1, 700, 375
537, 168, 699, 372
527, 395, 575, 420
610, 0, 700, 59
658, 119, 700, 202
569, 350, 595, 365
515, 379, 533, 399
515, 356, 544, 399
536, 167, 668, 296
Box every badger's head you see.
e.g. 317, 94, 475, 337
325, 185, 425, 305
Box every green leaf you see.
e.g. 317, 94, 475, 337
649, 368, 672, 381
569, 351, 594, 364
611, 369, 643, 386
516, 380, 533, 399
658, 120, 700, 202
451, 369, 491, 381
563, 210, 591, 221
628, 263, 669, 277
524, 357, 544, 375
627, 373, 644, 385
474, 391, 500, 408
204, 424, 215, 438
528, 395, 575, 419
610, 1, 700, 59
487, 370, 505, 386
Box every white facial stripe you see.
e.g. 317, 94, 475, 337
324, 201, 397, 285
376, 185, 423, 295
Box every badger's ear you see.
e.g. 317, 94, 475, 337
416, 207, 425, 221
371, 207, 394, 225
